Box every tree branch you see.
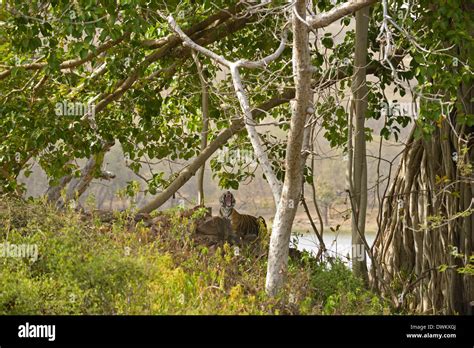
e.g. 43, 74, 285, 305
308, 0, 378, 29
167, 14, 288, 204
0, 35, 128, 81
137, 88, 295, 214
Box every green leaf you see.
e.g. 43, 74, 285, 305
322, 37, 334, 49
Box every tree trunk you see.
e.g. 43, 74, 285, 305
47, 142, 113, 207
55, 141, 114, 208
350, 5, 370, 283
374, 0, 473, 314
324, 205, 330, 225
192, 53, 209, 206
373, 98, 474, 315
265, 0, 312, 296
46, 173, 73, 203
140, 0, 379, 216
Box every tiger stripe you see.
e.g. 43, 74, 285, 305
219, 191, 266, 240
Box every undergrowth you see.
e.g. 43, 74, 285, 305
0, 196, 390, 315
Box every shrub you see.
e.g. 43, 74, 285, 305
307, 259, 388, 314
0, 197, 388, 315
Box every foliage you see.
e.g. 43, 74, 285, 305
0, 196, 388, 315
2, 0, 470, 199
439, 246, 474, 277
0, 0, 292, 194
305, 259, 389, 315
315, 178, 338, 207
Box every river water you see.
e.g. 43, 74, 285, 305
291, 231, 376, 267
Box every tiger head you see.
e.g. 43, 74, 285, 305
219, 191, 235, 218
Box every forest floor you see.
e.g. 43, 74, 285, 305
0, 196, 395, 315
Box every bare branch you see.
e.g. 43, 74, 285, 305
167, 15, 231, 67
236, 28, 288, 69
308, 0, 378, 29
137, 88, 295, 214
167, 14, 286, 204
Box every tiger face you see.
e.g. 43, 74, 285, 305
219, 191, 235, 218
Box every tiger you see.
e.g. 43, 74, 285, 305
219, 191, 267, 241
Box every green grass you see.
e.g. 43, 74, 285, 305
0, 196, 391, 315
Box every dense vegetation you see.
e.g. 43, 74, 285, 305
0, 0, 472, 314
0, 196, 388, 315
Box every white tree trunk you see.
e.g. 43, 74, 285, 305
265, 0, 313, 296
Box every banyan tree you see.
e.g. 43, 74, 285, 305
373, 0, 473, 314
374, 120, 473, 314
